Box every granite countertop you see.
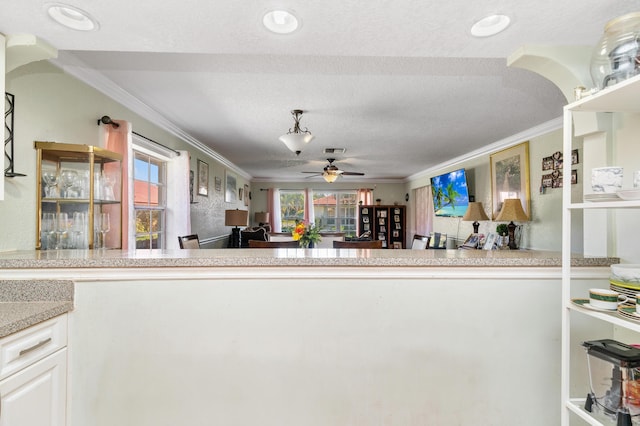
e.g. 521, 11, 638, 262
0, 280, 74, 338
0, 248, 619, 269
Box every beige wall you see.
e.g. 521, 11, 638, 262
405, 128, 584, 251
1, 61, 247, 251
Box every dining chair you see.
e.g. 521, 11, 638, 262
248, 240, 300, 248
178, 234, 201, 249
333, 240, 383, 249
411, 234, 430, 249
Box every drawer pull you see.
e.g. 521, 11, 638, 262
18, 337, 52, 357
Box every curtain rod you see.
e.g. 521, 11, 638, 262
132, 131, 181, 156
97, 115, 181, 156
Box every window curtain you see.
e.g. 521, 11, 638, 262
414, 185, 434, 236
304, 188, 315, 225
101, 120, 131, 249
269, 188, 281, 232
165, 150, 191, 249
357, 188, 372, 205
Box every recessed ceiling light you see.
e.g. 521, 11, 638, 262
46, 3, 99, 31
263, 10, 299, 34
470, 14, 510, 37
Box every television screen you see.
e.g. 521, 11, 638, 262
430, 169, 470, 217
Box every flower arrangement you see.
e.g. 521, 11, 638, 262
292, 220, 322, 248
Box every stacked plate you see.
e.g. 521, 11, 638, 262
610, 265, 640, 312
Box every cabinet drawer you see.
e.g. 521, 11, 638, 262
0, 314, 67, 381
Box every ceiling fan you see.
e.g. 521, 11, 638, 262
302, 158, 365, 183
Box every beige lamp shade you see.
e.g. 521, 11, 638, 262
495, 199, 529, 222
225, 209, 248, 227
254, 211, 270, 224
462, 202, 489, 222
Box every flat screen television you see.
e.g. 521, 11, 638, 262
430, 168, 470, 217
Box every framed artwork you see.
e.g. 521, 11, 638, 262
571, 149, 579, 165
189, 170, 194, 203
214, 176, 222, 192
571, 169, 578, 184
483, 232, 498, 250
238, 187, 243, 201
197, 160, 208, 196
490, 141, 531, 219
460, 233, 483, 250
225, 170, 237, 203
244, 184, 249, 206
542, 156, 553, 171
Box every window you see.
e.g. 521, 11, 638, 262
314, 191, 357, 234
278, 189, 358, 235
133, 151, 166, 249
279, 190, 304, 232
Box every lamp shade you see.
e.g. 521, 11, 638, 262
462, 202, 489, 222
225, 209, 248, 227
255, 211, 270, 224
323, 171, 340, 183
495, 199, 529, 222
279, 133, 314, 155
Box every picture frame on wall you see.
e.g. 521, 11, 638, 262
197, 159, 208, 196
244, 184, 249, 206
225, 170, 237, 203
490, 141, 531, 219
214, 176, 222, 192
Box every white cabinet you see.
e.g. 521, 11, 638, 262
561, 75, 640, 425
0, 315, 68, 426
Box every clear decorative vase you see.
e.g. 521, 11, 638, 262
590, 12, 640, 89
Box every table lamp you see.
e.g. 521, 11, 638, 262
255, 211, 270, 227
225, 209, 248, 248
494, 199, 529, 250
462, 202, 489, 233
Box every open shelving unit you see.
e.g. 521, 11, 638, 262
561, 73, 640, 425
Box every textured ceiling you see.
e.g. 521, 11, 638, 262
1, 0, 638, 181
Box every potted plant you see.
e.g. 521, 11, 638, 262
292, 220, 322, 248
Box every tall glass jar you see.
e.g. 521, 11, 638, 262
590, 12, 640, 89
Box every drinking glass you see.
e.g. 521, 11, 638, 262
56, 213, 70, 249
41, 212, 56, 250
59, 170, 78, 198
42, 170, 59, 198
97, 212, 111, 249
71, 212, 87, 249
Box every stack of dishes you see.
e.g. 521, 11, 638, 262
611, 264, 640, 300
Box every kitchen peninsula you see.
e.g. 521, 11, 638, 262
1, 249, 616, 426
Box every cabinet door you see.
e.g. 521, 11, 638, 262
0, 348, 67, 426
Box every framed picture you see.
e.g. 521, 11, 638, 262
483, 232, 498, 250
225, 170, 237, 203
552, 151, 563, 170
460, 233, 483, 250
214, 176, 222, 192
571, 149, 579, 165
571, 169, 578, 184
542, 156, 553, 171
197, 159, 208, 196
244, 184, 249, 206
238, 187, 243, 201
490, 141, 531, 220
392, 242, 403, 249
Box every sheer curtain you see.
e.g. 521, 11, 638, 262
304, 188, 315, 225
268, 188, 281, 232
414, 185, 434, 236
357, 188, 372, 205
164, 150, 191, 249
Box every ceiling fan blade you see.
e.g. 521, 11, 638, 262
301, 171, 322, 174
341, 171, 365, 176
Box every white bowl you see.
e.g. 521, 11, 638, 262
611, 264, 640, 282
592, 167, 623, 193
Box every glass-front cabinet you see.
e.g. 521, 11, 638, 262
35, 141, 122, 250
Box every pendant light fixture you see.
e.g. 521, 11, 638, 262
279, 109, 314, 155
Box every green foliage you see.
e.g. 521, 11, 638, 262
496, 223, 508, 236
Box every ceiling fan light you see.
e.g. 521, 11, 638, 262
323, 171, 340, 183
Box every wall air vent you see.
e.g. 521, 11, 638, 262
323, 148, 346, 154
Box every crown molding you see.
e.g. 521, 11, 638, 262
406, 116, 563, 183
48, 51, 251, 180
